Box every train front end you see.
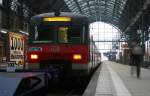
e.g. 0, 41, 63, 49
27, 13, 91, 75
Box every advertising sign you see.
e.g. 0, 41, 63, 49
8, 32, 25, 69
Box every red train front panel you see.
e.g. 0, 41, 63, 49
28, 44, 89, 68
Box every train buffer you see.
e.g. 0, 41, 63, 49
0, 72, 48, 96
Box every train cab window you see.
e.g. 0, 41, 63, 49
31, 25, 55, 43
58, 27, 68, 43
30, 23, 87, 44
38, 26, 55, 41
57, 25, 84, 44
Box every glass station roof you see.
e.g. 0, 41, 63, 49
64, 0, 127, 26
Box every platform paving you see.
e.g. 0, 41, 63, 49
83, 61, 150, 96
107, 61, 150, 96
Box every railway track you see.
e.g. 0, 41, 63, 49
46, 74, 92, 96
46, 81, 86, 96
46, 64, 100, 96
47, 88, 83, 96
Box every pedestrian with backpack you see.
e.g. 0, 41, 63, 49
131, 42, 143, 78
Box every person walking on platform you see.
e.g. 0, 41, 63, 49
130, 42, 143, 78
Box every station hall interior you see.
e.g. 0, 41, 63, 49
0, 0, 150, 96
0, 0, 150, 65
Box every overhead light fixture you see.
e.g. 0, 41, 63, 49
19, 30, 29, 35
0, 30, 7, 34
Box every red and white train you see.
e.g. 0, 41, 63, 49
27, 12, 101, 76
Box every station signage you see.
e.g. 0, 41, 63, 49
121, 44, 129, 49
8, 32, 25, 69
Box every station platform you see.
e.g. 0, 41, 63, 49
83, 61, 150, 96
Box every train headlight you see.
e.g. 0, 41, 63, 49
73, 54, 82, 60
30, 54, 38, 59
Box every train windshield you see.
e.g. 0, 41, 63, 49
30, 24, 87, 44
33, 25, 55, 43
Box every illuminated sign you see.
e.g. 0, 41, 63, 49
9, 32, 25, 68
43, 17, 71, 22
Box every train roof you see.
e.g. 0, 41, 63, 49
32, 12, 88, 19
